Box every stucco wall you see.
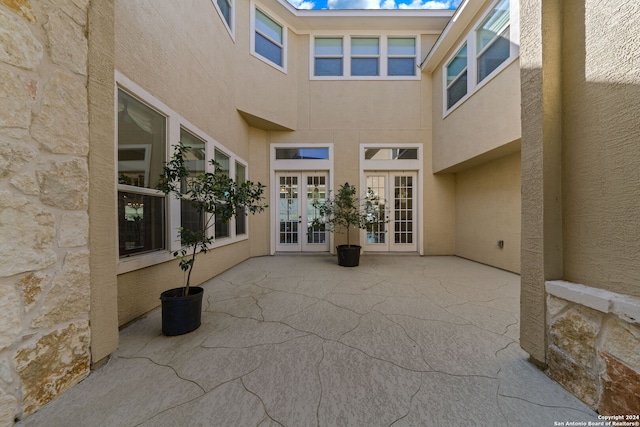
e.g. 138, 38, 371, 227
455, 152, 521, 273
562, 0, 640, 298
0, 0, 92, 421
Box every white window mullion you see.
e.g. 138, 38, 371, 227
168, 116, 181, 253
380, 37, 388, 77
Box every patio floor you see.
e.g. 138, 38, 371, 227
19, 255, 598, 426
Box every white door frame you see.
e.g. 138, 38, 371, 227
360, 143, 423, 255
270, 143, 334, 255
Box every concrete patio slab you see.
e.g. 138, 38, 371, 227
18, 255, 599, 426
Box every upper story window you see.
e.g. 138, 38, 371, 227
214, 0, 233, 35
442, 0, 518, 115
477, 0, 510, 82
314, 38, 343, 77
312, 35, 419, 80
388, 38, 416, 77
446, 44, 468, 109
351, 38, 380, 76
253, 8, 286, 70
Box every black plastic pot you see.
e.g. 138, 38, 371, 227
160, 286, 204, 336
336, 245, 361, 267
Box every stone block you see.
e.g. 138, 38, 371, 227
16, 272, 47, 308
44, 8, 87, 75
0, 69, 34, 130
549, 306, 602, 369
31, 71, 88, 156
0, 388, 18, 427
547, 294, 569, 318
0, 191, 57, 278
0, 286, 21, 351
600, 318, 640, 373
547, 346, 598, 408
14, 321, 90, 415
58, 212, 88, 247
32, 250, 90, 329
36, 158, 89, 210
0, 0, 36, 22
598, 352, 640, 415
0, 138, 37, 179
0, 5, 42, 69
9, 173, 39, 196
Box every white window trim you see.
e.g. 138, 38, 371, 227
311, 32, 420, 81
269, 143, 335, 255
116, 71, 252, 275
212, 0, 235, 40
251, 2, 288, 74
442, 0, 519, 117
359, 143, 424, 255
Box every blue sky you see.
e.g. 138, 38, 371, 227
286, 0, 463, 9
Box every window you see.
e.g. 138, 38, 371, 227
351, 38, 379, 76
477, 0, 510, 82
215, 0, 233, 33
364, 148, 418, 160
446, 45, 468, 109
235, 162, 247, 236
214, 149, 230, 239
254, 8, 284, 68
275, 147, 330, 160
387, 38, 416, 77
117, 89, 167, 257
314, 38, 343, 77
179, 128, 206, 245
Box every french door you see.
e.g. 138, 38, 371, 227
362, 172, 418, 252
275, 172, 330, 252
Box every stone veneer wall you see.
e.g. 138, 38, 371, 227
0, 0, 91, 424
546, 281, 640, 415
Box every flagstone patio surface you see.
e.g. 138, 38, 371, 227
19, 255, 598, 426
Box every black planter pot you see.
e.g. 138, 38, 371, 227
160, 286, 204, 336
336, 245, 361, 267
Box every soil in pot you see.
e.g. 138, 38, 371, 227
337, 245, 361, 267
160, 286, 204, 336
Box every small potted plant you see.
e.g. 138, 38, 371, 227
309, 182, 384, 267
158, 142, 267, 335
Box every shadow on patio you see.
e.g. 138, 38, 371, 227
19, 255, 597, 426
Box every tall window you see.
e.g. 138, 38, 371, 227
117, 89, 166, 257
351, 38, 379, 76
477, 0, 510, 83
216, 0, 233, 30
179, 129, 206, 245
387, 38, 416, 77
314, 38, 343, 77
235, 162, 247, 236
446, 44, 468, 109
254, 9, 284, 68
214, 149, 231, 239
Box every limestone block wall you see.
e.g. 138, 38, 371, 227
0, 0, 91, 423
546, 281, 640, 414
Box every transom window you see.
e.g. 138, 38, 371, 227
312, 35, 419, 80
254, 8, 285, 69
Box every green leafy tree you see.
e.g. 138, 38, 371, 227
158, 143, 267, 295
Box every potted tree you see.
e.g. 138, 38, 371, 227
309, 182, 384, 267
158, 142, 267, 335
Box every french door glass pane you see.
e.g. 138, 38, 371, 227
307, 176, 327, 244
366, 176, 386, 244
279, 176, 299, 244
394, 176, 413, 244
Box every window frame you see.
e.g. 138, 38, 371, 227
212, 0, 234, 39
441, 0, 519, 117
475, 0, 510, 84
445, 43, 468, 111
387, 37, 417, 77
350, 37, 381, 77
251, 4, 287, 73
310, 33, 420, 81
313, 37, 344, 77
116, 72, 253, 274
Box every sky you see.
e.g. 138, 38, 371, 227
286, 0, 463, 10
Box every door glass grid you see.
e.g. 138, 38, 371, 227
306, 176, 326, 244
366, 176, 386, 244
394, 176, 413, 244
279, 176, 298, 244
